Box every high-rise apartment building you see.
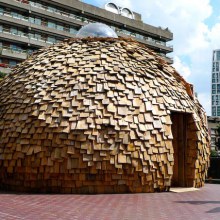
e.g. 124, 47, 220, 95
0, 0, 173, 74
211, 50, 220, 116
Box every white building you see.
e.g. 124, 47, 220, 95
211, 50, 220, 116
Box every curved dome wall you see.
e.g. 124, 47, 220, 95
0, 37, 210, 193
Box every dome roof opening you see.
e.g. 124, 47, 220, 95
76, 23, 118, 38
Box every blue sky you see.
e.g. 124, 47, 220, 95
83, 0, 220, 115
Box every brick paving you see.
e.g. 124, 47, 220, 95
0, 184, 220, 220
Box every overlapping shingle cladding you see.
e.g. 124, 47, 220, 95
0, 37, 209, 193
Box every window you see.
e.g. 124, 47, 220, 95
9, 60, 17, 67
57, 24, 64, 31
47, 36, 56, 44
35, 18, 41, 25
0, 7, 3, 15
213, 106, 216, 116
70, 27, 77, 34
217, 84, 220, 93
11, 11, 19, 18
212, 84, 216, 94
11, 27, 18, 35
217, 106, 220, 116
48, 21, 56, 28
217, 62, 219, 72
217, 51, 220, 61
64, 26, 70, 32
47, 6, 55, 12
29, 17, 35, 23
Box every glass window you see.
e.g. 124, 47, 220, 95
11, 27, 18, 35
29, 17, 35, 23
64, 26, 70, 32
47, 36, 56, 43
217, 84, 220, 93
217, 51, 220, 61
35, 18, 41, 25
70, 27, 77, 34
48, 21, 56, 28
217, 106, 220, 116
0, 7, 3, 15
11, 11, 18, 18
9, 60, 17, 67
29, 33, 34, 39
212, 84, 216, 89
213, 106, 216, 116
47, 6, 55, 12
35, 33, 41, 40
212, 89, 216, 94
57, 24, 64, 31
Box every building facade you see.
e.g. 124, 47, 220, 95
208, 116, 220, 151
211, 50, 220, 116
0, 0, 173, 74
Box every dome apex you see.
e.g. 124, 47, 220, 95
76, 23, 118, 38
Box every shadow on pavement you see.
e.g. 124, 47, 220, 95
176, 201, 220, 213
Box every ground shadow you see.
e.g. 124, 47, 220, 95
176, 201, 220, 213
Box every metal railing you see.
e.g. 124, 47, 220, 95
0, 27, 60, 44
12, 0, 173, 50
0, 8, 78, 34
0, 45, 27, 55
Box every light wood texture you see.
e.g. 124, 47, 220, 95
0, 37, 210, 193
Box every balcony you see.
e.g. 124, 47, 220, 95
0, 46, 28, 60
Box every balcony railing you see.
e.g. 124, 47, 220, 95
0, 45, 27, 55
12, 0, 173, 50
0, 27, 61, 45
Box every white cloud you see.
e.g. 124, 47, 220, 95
173, 56, 191, 78
197, 93, 211, 115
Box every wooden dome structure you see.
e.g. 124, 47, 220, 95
0, 37, 210, 193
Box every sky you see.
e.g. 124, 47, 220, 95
82, 0, 220, 115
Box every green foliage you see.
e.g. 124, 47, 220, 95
210, 149, 219, 157
0, 72, 6, 79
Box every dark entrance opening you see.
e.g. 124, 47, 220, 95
171, 112, 188, 187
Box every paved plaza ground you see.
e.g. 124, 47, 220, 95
0, 183, 220, 220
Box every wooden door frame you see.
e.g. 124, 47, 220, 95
171, 112, 189, 187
